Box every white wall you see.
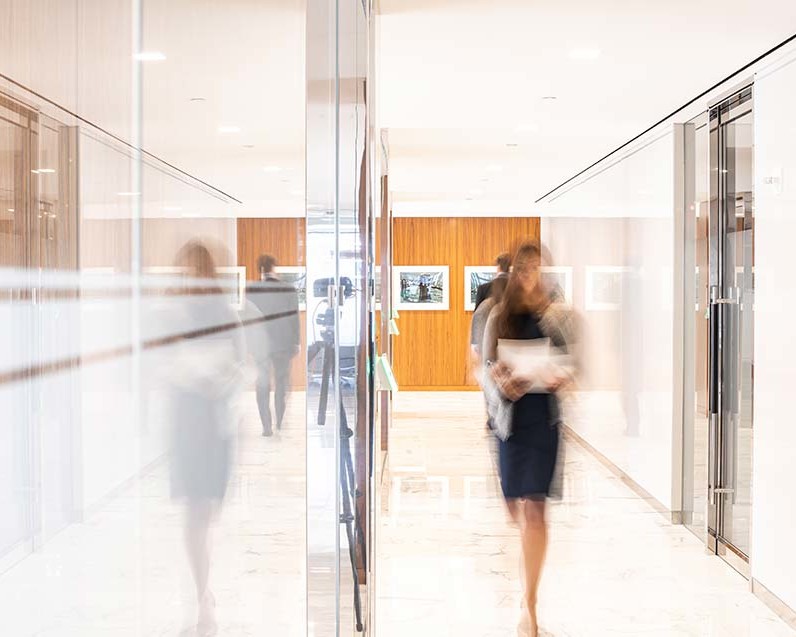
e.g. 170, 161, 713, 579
751, 51, 796, 612
541, 131, 676, 510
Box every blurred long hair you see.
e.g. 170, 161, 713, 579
174, 240, 222, 295
493, 240, 549, 339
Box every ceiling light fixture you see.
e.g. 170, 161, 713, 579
189, 97, 206, 103
218, 125, 241, 134
242, 144, 255, 149
541, 96, 558, 101
38, 168, 56, 174
263, 165, 282, 173
135, 51, 166, 62
569, 48, 601, 61
7, 208, 14, 213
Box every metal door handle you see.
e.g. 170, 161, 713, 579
709, 413, 718, 505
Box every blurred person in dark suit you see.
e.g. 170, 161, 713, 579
247, 254, 300, 436
474, 251, 511, 310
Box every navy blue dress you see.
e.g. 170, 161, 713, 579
498, 313, 560, 500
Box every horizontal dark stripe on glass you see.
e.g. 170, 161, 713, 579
0, 309, 298, 386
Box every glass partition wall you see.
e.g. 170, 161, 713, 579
0, 0, 376, 634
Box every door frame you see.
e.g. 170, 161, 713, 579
706, 83, 754, 577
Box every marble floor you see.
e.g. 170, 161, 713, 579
0, 390, 309, 637
376, 391, 794, 637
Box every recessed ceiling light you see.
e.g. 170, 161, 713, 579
506, 143, 519, 148
263, 165, 282, 173
485, 164, 503, 173
189, 97, 206, 103
218, 125, 241, 134
38, 168, 56, 174
135, 51, 166, 62
569, 48, 601, 61
541, 96, 558, 101
465, 197, 474, 201
242, 144, 255, 149
480, 178, 490, 183
7, 208, 14, 213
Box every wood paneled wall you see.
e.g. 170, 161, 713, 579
393, 217, 540, 390
237, 217, 306, 276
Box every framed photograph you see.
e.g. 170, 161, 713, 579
585, 266, 625, 311
275, 266, 307, 310
463, 266, 495, 311
540, 266, 573, 305
394, 266, 449, 311
216, 266, 246, 310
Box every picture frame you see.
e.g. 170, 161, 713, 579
463, 266, 496, 311
540, 266, 573, 305
585, 265, 625, 311
216, 266, 247, 310
394, 265, 449, 311
275, 266, 307, 311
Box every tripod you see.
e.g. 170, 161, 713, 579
308, 319, 366, 632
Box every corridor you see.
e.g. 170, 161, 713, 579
377, 393, 794, 637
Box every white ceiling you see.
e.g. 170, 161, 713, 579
135, 0, 796, 219
378, 0, 796, 215
140, 0, 306, 218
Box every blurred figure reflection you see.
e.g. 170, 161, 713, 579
169, 240, 244, 637
248, 254, 300, 436
482, 240, 579, 637
621, 250, 642, 437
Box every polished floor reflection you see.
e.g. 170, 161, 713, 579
377, 392, 794, 637
0, 389, 306, 637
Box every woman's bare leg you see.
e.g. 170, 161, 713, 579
185, 500, 216, 631
519, 499, 547, 637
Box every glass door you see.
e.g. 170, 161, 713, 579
707, 86, 754, 574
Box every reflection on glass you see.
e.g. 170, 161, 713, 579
0, 1, 310, 634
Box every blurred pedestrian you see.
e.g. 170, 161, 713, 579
475, 251, 511, 310
482, 240, 579, 637
169, 240, 245, 636
247, 254, 300, 436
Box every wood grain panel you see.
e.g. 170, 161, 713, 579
237, 217, 305, 279
393, 217, 540, 389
